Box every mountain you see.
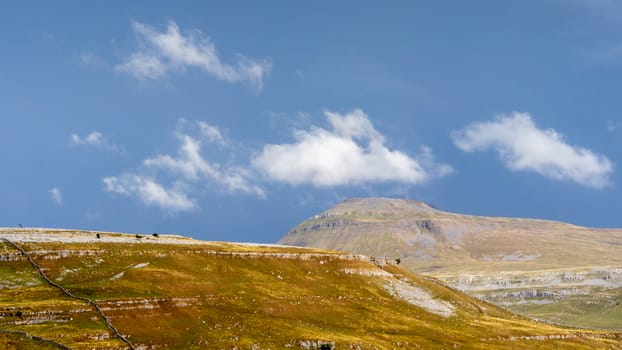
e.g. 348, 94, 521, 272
1, 228, 621, 349
278, 198, 622, 329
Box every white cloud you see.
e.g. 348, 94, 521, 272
144, 130, 264, 197
252, 109, 451, 187
49, 187, 62, 205
452, 112, 614, 188
197, 121, 226, 146
71, 131, 118, 151
117, 52, 166, 80
76, 52, 108, 68
116, 21, 271, 91
607, 120, 622, 132
72, 131, 103, 145
103, 175, 197, 212
103, 120, 264, 212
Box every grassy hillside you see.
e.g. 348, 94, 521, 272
0, 228, 621, 349
279, 198, 622, 329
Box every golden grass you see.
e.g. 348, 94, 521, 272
0, 237, 620, 349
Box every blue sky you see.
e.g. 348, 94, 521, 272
2, 1, 622, 242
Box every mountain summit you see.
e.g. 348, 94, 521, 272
279, 197, 622, 329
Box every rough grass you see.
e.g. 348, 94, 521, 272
0, 233, 620, 349
0, 242, 125, 349
0, 331, 64, 350
512, 287, 622, 329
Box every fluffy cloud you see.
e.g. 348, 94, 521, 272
49, 187, 62, 205
116, 21, 271, 91
71, 131, 118, 151
103, 120, 263, 212
103, 175, 197, 212
252, 109, 451, 187
452, 112, 613, 188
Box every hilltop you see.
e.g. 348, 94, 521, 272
279, 198, 622, 329
1, 228, 620, 349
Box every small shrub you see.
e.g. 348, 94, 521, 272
96, 233, 100, 239
152, 233, 159, 237
395, 258, 401, 265
136, 234, 143, 239
320, 344, 333, 350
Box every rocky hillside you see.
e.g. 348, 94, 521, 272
1, 228, 621, 349
279, 198, 622, 329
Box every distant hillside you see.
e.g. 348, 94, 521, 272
1, 228, 620, 349
279, 198, 622, 330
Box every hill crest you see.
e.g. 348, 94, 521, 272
1, 227, 621, 348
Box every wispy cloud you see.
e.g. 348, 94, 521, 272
452, 112, 614, 188
76, 52, 108, 68
85, 211, 101, 220
71, 131, 119, 151
143, 124, 264, 197
607, 120, 622, 132
103, 174, 197, 212
252, 109, 452, 187
49, 187, 62, 205
103, 119, 263, 212
197, 121, 226, 146
116, 21, 271, 92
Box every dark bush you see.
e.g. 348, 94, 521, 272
395, 258, 401, 265
320, 344, 333, 350
152, 233, 159, 237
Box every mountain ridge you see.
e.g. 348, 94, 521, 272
278, 197, 622, 329
307, 197, 593, 228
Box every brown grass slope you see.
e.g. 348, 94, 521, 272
278, 198, 622, 329
0, 228, 619, 349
